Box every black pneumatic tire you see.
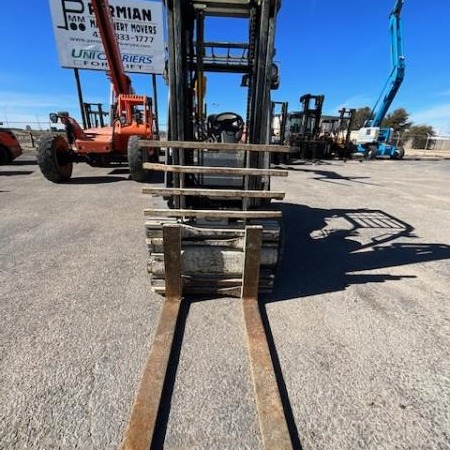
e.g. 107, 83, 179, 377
37, 135, 73, 183
128, 135, 150, 183
366, 146, 377, 160
0, 145, 11, 164
395, 147, 405, 159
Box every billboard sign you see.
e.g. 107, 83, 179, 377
49, 0, 165, 74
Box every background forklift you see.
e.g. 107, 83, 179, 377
322, 107, 356, 159
275, 96, 356, 162
37, 0, 158, 183
284, 93, 325, 160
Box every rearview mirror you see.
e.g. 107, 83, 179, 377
49, 113, 58, 124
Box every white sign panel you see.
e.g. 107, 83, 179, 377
49, 0, 165, 74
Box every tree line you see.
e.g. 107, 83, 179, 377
351, 107, 435, 148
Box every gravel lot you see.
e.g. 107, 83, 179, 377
1, 150, 449, 449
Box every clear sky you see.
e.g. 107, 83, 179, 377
1, 0, 449, 134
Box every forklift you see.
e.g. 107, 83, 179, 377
284, 93, 327, 160
121, 3, 294, 448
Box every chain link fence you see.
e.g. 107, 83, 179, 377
392, 134, 450, 151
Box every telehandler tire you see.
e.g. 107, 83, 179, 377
37, 134, 73, 183
393, 147, 405, 159
366, 146, 377, 160
128, 135, 152, 183
0, 145, 11, 164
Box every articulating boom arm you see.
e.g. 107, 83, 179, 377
91, 0, 132, 96
366, 0, 405, 127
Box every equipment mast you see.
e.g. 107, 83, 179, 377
366, 0, 405, 127
90, 0, 132, 96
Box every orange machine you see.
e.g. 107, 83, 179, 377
0, 127, 23, 164
37, 0, 157, 183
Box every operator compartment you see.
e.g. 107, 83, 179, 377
195, 112, 245, 189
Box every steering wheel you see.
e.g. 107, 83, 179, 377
210, 112, 244, 134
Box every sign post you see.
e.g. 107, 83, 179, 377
73, 69, 87, 128
152, 74, 159, 137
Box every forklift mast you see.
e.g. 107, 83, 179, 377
165, 0, 280, 144
164, 0, 281, 199
299, 94, 324, 138
285, 94, 324, 143
338, 107, 356, 145
271, 101, 289, 145
142, 0, 287, 296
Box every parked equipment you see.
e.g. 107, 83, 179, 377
37, 0, 158, 183
356, 0, 406, 159
328, 108, 357, 159
275, 96, 357, 162
283, 93, 331, 160
0, 128, 23, 164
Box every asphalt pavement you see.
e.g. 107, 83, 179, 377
1, 150, 449, 449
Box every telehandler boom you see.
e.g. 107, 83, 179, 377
356, 0, 406, 159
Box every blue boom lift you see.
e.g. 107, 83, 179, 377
356, 0, 406, 159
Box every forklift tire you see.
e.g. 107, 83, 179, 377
128, 136, 150, 183
37, 135, 73, 183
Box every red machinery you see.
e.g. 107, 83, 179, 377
37, 0, 157, 183
0, 128, 23, 164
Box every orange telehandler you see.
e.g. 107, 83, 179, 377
37, 0, 157, 183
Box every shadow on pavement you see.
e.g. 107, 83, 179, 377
269, 203, 450, 302
284, 166, 378, 186
10, 160, 38, 166
0, 170, 34, 176
108, 168, 130, 175
67, 176, 127, 184
107, 168, 165, 184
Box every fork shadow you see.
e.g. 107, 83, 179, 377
0, 170, 34, 176
269, 203, 450, 301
